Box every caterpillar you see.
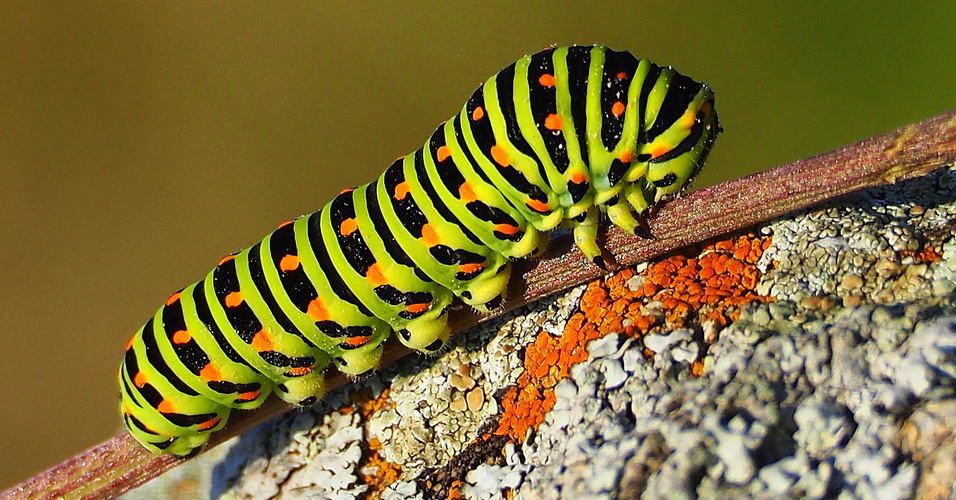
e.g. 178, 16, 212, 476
120, 45, 720, 456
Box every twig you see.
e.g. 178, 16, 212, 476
4, 108, 955, 500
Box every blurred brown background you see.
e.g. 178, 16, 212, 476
2, 1, 955, 489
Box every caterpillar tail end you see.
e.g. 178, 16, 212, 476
122, 402, 227, 457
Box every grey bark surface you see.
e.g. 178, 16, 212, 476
127, 167, 956, 500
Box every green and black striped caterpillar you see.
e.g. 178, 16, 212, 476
120, 45, 720, 456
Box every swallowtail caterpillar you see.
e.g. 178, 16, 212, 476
120, 45, 720, 456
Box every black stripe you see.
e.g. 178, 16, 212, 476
365, 180, 420, 269
162, 297, 209, 375
600, 49, 640, 151
212, 257, 262, 345
269, 219, 321, 315
193, 280, 254, 368
306, 211, 375, 317
527, 49, 570, 174
329, 191, 377, 276
248, 242, 316, 348
412, 148, 484, 246
565, 47, 592, 168
494, 64, 552, 194
645, 73, 702, 143
141, 320, 201, 396
126, 413, 158, 435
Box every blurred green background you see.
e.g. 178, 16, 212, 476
2, 1, 955, 489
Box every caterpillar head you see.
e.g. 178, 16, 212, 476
639, 71, 721, 202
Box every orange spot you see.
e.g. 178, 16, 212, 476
340, 218, 359, 237
218, 254, 235, 266
544, 114, 562, 130
197, 416, 220, 431
570, 171, 588, 184
308, 298, 329, 321
288, 366, 314, 377
459, 263, 484, 274
616, 71, 627, 80
526, 198, 550, 212
619, 151, 633, 163
366, 263, 387, 286
166, 292, 181, 306
494, 223, 519, 235
200, 363, 221, 381
225, 291, 243, 308
134, 372, 148, 388
422, 223, 440, 246
238, 390, 260, 401
406, 302, 431, 314
172, 330, 191, 344
437, 145, 452, 162
251, 330, 273, 352
472, 106, 485, 121
126, 336, 136, 351
158, 399, 176, 414
538, 73, 555, 87
459, 182, 477, 202
346, 336, 370, 346
651, 146, 669, 159
277, 219, 293, 229
394, 181, 411, 201
280, 254, 300, 272
611, 101, 625, 117
339, 187, 355, 194
490, 144, 510, 167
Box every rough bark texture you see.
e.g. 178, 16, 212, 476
3, 110, 956, 500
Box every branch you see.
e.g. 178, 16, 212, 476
4, 108, 955, 500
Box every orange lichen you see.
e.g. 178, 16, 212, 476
348, 387, 404, 500
901, 246, 943, 263
358, 436, 404, 500
495, 304, 608, 441
447, 480, 464, 499
494, 234, 773, 443
626, 234, 773, 331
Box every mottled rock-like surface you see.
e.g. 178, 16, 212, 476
124, 166, 956, 500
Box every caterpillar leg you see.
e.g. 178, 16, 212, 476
606, 197, 643, 236
333, 340, 385, 377
622, 183, 654, 238
396, 308, 451, 353
467, 260, 512, 313
274, 371, 326, 407
528, 230, 550, 258
571, 206, 604, 268
624, 183, 652, 216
